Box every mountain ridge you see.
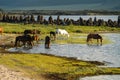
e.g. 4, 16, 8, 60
0, 0, 120, 11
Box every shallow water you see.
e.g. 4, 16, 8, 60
8, 33, 120, 67
80, 75, 120, 80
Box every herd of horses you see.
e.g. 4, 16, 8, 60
0, 27, 103, 49
14, 29, 41, 48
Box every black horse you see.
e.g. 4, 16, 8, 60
86, 33, 103, 45
14, 35, 34, 48
50, 31, 56, 40
45, 36, 51, 49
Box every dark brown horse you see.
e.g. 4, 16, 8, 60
14, 35, 34, 48
24, 29, 41, 35
45, 36, 51, 49
86, 33, 103, 45
24, 29, 40, 43
50, 31, 56, 40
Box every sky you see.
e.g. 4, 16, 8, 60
0, 0, 120, 10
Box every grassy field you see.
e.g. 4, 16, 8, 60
0, 22, 120, 33
0, 53, 120, 80
0, 22, 120, 80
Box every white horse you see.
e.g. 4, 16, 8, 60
56, 29, 70, 37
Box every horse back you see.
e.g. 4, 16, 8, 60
87, 33, 102, 41
24, 30, 32, 34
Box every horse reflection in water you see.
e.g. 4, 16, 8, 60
14, 35, 34, 49
86, 33, 103, 45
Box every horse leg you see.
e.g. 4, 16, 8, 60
31, 41, 33, 48
29, 42, 32, 49
48, 42, 50, 49
22, 41, 26, 48
14, 39, 18, 49
54, 36, 56, 40
45, 43, 47, 48
90, 39, 93, 44
100, 39, 102, 45
97, 39, 99, 44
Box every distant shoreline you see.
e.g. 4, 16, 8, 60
2, 10, 120, 15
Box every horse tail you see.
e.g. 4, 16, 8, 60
100, 36, 103, 43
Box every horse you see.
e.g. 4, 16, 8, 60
50, 31, 56, 40
86, 33, 103, 45
32, 35, 39, 44
56, 29, 70, 37
24, 29, 32, 35
45, 36, 51, 49
24, 29, 41, 35
24, 29, 40, 43
0, 27, 3, 35
14, 35, 34, 48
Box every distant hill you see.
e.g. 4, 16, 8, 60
0, 0, 120, 11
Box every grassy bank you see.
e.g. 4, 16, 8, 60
0, 22, 113, 44
0, 53, 120, 80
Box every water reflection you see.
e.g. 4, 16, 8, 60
80, 75, 120, 80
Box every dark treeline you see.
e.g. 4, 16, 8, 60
0, 13, 120, 27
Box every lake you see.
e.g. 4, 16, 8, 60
34, 15, 119, 21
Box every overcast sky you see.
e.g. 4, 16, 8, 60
0, 0, 119, 10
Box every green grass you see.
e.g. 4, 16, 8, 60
0, 53, 120, 80
1, 22, 120, 33
0, 22, 118, 44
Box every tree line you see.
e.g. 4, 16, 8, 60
0, 14, 120, 27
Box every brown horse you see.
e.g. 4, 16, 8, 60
24, 29, 40, 43
0, 27, 3, 35
14, 35, 34, 48
86, 33, 103, 45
